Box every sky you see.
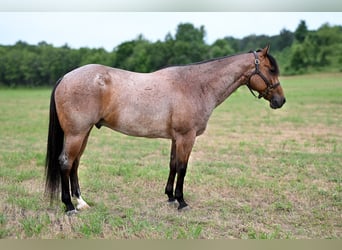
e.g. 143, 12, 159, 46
1, 12, 342, 51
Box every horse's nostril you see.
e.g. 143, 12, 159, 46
270, 96, 286, 109
272, 99, 278, 106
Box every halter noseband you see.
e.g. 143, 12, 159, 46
247, 51, 280, 99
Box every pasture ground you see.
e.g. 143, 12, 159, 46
0, 73, 341, 239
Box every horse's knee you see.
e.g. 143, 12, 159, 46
176, 162, 187, 176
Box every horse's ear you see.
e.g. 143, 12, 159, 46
262, 44, 270, 56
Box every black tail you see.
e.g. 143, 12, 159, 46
45, 78, 64, 201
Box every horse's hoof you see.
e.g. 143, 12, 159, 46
167, 199, 178, 208
178, 204, 190, 211
76, 196, 90, 210
66, 209, 78, 216
76, 203, 90, 210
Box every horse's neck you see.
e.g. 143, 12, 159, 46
203, 54, 252, 107
183, 54, 253, 108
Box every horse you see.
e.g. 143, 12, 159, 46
45, 45, 286, 215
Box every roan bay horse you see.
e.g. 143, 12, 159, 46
45, 45, 286, 215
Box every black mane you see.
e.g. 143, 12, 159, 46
255, 49, 280, 75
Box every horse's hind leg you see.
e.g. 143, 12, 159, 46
70, 164, 90, 211
70, 130, 91, 210
60, 133, 89, 214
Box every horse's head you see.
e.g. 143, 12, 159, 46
246, 45, 286, 109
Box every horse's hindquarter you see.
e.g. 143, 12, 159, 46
55, 65, 106, 135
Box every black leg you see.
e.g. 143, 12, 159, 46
62, 170, 75, 213
60, 153, 75, 213
69, 132, 91, 211
59, 133, 91, 214
70, 131, 90, 199
175, 161, 188, 210
70, 159, 81, 199
166, 131, 196, 210
165, 140, 177, 202
61, 173, 75, 213
174, 131, 196, 210
70, 162, 90, 211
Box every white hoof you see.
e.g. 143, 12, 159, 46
76, 196, 90, 210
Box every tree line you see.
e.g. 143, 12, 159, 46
0, 20, 341, 87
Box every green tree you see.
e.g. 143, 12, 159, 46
1, 21, 342, 86
209, 38, 234, 58
169, 23, 209, 65
287, 44, 309, 74
294, 20, 308, 43
240, 34, 270, 51
286, 23, 342, 74
276, 28, 294, 51
79, 47, 115, 67
147, 40, 172, 70
175, 23, 206, 43
114, 35, 151, 72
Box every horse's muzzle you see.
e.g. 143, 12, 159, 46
270, 96, 286, 109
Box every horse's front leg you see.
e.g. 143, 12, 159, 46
174, 130, 196, 210
175, 161, 189, 210
165, 140, 177, 203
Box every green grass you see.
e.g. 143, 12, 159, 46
0, 73, 341, 239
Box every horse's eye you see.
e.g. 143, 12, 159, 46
269, 68, 276, 74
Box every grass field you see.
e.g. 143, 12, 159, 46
0, 73, 341, 239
